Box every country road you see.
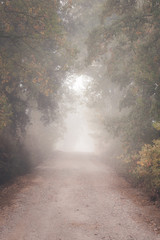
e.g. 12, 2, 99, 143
0, 152, 160, 240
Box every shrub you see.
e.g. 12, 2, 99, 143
120, 153, 140, 186
136, 140, 160, 195
120, 139, 160, 197
0, 135, 31, 184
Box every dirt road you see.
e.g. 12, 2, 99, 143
0, 152, 160, 240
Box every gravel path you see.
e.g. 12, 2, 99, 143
0, 152, 160, 240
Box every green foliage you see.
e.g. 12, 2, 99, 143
0, 94, 12, 132
136, 140, 160, 194
153, 121, 160, 131
119, 153, 140, 185
0, 135, 31, 184
0, 0, 75, 184
86, 0, 160, 150
0, 0, 74, 133
86, 0, 160, 196
121, 139, 160, 196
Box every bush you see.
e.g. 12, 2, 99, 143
0, 135, 31, 184
121, 139, 160, 197
119, 153, 140, 186
136, 140, 160, 195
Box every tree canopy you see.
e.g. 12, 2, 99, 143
0, 0, 76, 183
0, 0, 75, 134
85, 0, 160, 195
86, 0, 160, 151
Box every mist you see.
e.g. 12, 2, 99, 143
0, 0, 160, 211
1, 1, 160, 239
56, 108, 94, 152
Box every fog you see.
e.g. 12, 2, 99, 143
23, 0, 125, 163
56, 75, 96, 153
1, 2, 160, 239
56, 107, 95, 152
1, 0, 158, 188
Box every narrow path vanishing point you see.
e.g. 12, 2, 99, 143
0, 152, 160, 240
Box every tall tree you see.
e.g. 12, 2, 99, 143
0, 0, 76, 183
86, 0, 160, 152
0, 0, 75, 134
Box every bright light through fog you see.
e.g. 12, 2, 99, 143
72, 75, 85, 92
56, 74, 95, 153
66, 74, 92, 93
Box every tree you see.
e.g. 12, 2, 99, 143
0, 0, 76, 183
86, 0, 160, 152
0, 0, 75, 134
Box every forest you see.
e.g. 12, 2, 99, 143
0, 0, 76, 183
0, 0, 160, 199
86, 0, 160, 197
